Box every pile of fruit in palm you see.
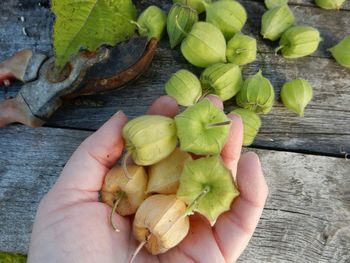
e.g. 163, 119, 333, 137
101, 99, 239, 261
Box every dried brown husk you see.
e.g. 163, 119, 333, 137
101, 165, 148, 216
147, 148, 192, 194
133, 194, 190, 255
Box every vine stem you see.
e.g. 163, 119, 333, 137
129, 20, 148, 33
183, 186, 210, 217
110, 192, 126, 232
200, 0, 210, 9
274, 45, 284, 55
206, 120, 231, 128
174, 15, 189, 36
129, 234, 151, 263
235, 48, 247, 54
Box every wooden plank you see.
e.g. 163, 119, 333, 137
45, 50, 350, 156
288, 0, 350, 10
244, 1, 350, 59
1, 0, 349, 60
0, 0, 349, 156
0, 126, 349, 262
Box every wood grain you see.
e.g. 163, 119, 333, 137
0, 126, 349, 262
1, 0, 349, 156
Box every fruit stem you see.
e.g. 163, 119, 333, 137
122, 152, 132, 180
198, 88, 212, 102
206, 120, 231, 128
175, 15, 189, 37
274, 45, 284, 55
184, 185, 210, 216
130, 20, 148, 35
235, 48, 247, 54
201, 0, 210, 9
129, 236, 150, 263
110, 191, 126, 232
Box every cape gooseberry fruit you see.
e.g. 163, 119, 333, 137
281, 79, 313, 117
101, 165, 148, 231
329, 36, 350, 68
122, 115, 177, 166
276, 26, 321, 58
165, 69, 202, 106
315, 0, 346, 9
204, 0, 247, 40
231, 108, 261, 146
167, 3, 198, 49
177, 156, 240, 225
265, 0, 288, 9
236, 70, 275, 114
175, 99, 231, 155
226, 33, 257, 66
136, 6, 167, 41
147, 148, 192, 194
132, 194, 190, 257
181, 22, 227, 68
200, 63, 243, 101
173, 0, 211, 14
261, 5, 295, 41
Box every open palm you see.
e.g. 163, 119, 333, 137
28, 96, 268, 263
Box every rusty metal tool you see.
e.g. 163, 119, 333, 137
0, 37, 157, 128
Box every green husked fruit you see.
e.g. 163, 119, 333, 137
177, 156, 240, 225
236, 70, 275, 114
281, 79, 313, 117
200, 63, 243, 101
329, 36, 350, 68
315, 0, 346, 9
231, 108, 261, 146
261, 5, 295, 41
181, 22, 227, 68
226, 33, 257, 66
277, 26, 321, 58
205, 0, 247, 40
265, 0, 288, 9
137, 6, 167, 41
165, 69, 202, 106
175, 99, 231, 155
167, 3, 198, 49
123, 115, 177, 166
173, 0, 211, 13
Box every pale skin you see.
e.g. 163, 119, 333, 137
28, 96, 268, 263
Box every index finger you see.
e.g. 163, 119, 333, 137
221, 113, 243, 178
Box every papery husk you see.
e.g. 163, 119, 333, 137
101, 165, 148, 216
147, 148, 192, 194
133, 194, 190, 255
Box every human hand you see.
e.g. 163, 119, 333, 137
28, 96, 268, 263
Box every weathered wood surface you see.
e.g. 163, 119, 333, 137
0, 0, 349, 156
0, 126, 349, 262
0, 1, 350, 260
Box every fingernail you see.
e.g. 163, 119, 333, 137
205, 95, 224, 110
114, 110, 123, 117
113, 111, 128, 121
206, 94, 220, 101
242, 152, 260, 165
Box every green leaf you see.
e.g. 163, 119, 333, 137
52, 0, 137, 68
